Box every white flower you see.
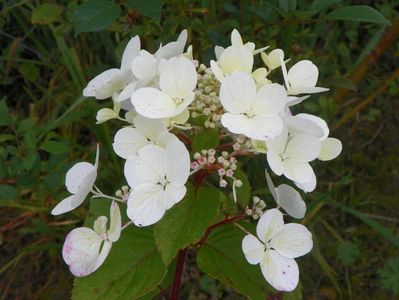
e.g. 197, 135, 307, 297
51, 145, 99, 215
62, 201, 121, 277
265, 171, 306, 219
131, 56, 197, 118
242, 209, 313, 291
219, 72, 286, 140
280, 58, 329, 96
112, 115, 178, 159
154, 29, 188, 60
83, 36, 141, 100
124, 139, 190, 226
266, 127, 321, 184
96, 93, 121, 124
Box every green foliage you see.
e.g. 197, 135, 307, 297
337, 241, 360, 266
154, 185, 222, 265
191, 129, 219, 152
127, 0, 162, 20
74, 0, 121, 35
379, 257, 399, 295
31, 4, 63, 25
325, 5, 390, 24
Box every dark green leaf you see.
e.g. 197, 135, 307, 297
0, 184, 18, 200
0, 100, 14, 126
40, 141, 67, 154
127, 0, 162, 20
154, 185, 222, 265
191, 129, 219, 152
337, 241, 360, 266
31, 4, 63, 24
379, 257, 399, 295
74, 0, 121, 35
197, 223, 274, 299
324, 5, 390, 24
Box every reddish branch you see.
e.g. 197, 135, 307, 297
170, 248, 188, 300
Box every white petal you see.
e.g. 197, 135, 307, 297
242, 234, 265, 265
261, 49, 284, 71
266, 150, 284, 176
231, 29, 243, 47
96, 71, 131, 100
296, 113, 329, 140
286, 134, 321, 162
283, 159, 314, 184
51, 194, 86, 215
247, 115, 284, 140
133, 115, 167, 141
254, 83, 287, 116
294, 172, 317, 193
210, 60, 224, 82
62, 227, 103, 277
155, 29, 187, 59
271, 223, 313, 258
160, 56, 197, 99
121, 36, 141, 71
318, 138, 342, 161
83, 69, 121, 99
131, 50, 157, 81
112, 127, 148, 159
219, 46, 254, 75
266, 126, 288, 155
276, 184, 306, 219
285, 115, 325, 139
288, 60, 318, 89
127, 184, 166, 227
221, 113, 252, 136
163, 183, 187, 209
256, 208, 284, 243
65, 162, 96, 194
93, 240, 112, 272
260, 250, 299, 292
131, 88, 182, 118
118, 82, 137, 102
165, 139, 190, 186
124, 145, 166, 188
288, 86, 329, 95
107, 202, 122, 242
286, 95, 310, 106
220, 72, 256, 113
265, 170, 278, 203
214, 46, 225, 60
252, 68, 268, 83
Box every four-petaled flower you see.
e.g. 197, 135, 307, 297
242, 209, 313, 292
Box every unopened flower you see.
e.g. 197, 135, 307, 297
51, 145, 99, 215
261, 49, 285, 72
62, 201, 121, 277
124, 140, 190, 226
242, 209, 313, 291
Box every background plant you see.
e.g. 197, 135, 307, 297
1, 0, 398, 299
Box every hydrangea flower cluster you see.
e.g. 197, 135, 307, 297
52, 29, 342, 293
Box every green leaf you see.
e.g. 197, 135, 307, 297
154, 185, 222, 265
0, 100, 14, 126
379, 257, 399, 295
231, 168, 251, 208
0, 184, 18, 200
74, 0, 121, 35
40, 140, 66, 154
31, 4, 63, 25
310, 0, 341, 13
127, 0, 162, 20
337, 241, 360, 266
23, 152, 38, 171
72, 200, 167, 300
191, 129, 219, 152
324, 5, 390, 24
197, 223, 274, 299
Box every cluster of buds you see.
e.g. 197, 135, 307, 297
216, 151, 241, 188
191, 65, 222, 128
245, 196, 267, 220
114, 185, 130, 203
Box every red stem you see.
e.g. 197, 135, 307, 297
197, 213, 246, 245
170, 248, 188, 300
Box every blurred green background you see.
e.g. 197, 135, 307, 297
1, 0, 398, 299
